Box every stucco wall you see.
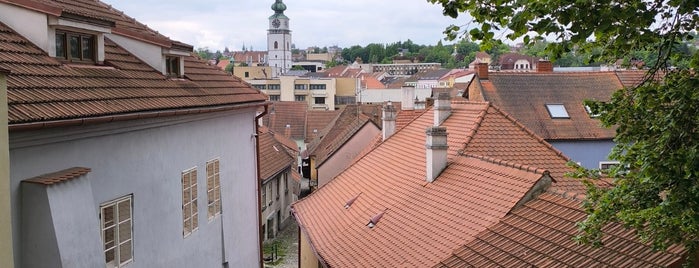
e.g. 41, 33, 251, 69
0, 71, 14, 268
299, 229, 321, 268
9, 109, 261, 267
106, 33, 164, 74
0, 3, 49, 54
359, 88, 432, 104
549, 139, 615, 169
317, 123, 381, 187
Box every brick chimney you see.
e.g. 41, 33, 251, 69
477, 62, 489, 80
537, 59, 553, 72
401, 86, 415, 111
382, 101, 397, 141
434, 92, 452, 126
284, 124, 291, 138
426, 127, 448, 183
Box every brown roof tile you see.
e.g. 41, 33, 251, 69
23, 167, 91, 185
1, 9, 266, 127
292, 101, 581, 267
480, 72, 621, 140
305, 109, 340, 143
258, 126, 296, 181
306, 105, 378, 167
435, 192, 685, 268
262, 101, 307, 140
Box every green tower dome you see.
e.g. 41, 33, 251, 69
271, 0, 286, 13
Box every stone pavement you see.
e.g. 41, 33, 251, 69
264, 219, 299, 268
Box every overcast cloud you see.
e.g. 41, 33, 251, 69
100, 0, 465, 51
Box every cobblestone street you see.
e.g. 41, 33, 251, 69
264, 219, 298, 268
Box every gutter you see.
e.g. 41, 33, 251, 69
9, 102, 267, 132
254, 103, 269, 268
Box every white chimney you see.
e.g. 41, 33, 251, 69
401, 86, 415, 111
382, 101, 397, 141
434, 92, 452, 126
426, 127, 448, 183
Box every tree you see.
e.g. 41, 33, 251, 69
430, 0, 699, 263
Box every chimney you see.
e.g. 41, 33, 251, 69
425, 127, 448, 183
284, 124, 291, 138
476, 62, 489, 80
434, 92, 452, 126
401, 86, 415, 110
382, 101, 397, 141
537, 59, 553, 72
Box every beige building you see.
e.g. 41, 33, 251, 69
0, 68, 13, 268
248, 75, 358, 111
233, 66, 273, 80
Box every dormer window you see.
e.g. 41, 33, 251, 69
166, 56, 181, 77
55, 30, 95, 63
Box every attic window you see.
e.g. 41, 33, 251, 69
55, 30, 95, 63
166, 56, 182, 77
545, 104, 570, 119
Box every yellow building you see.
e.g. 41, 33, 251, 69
247, 75, 359, 111
0, 68, 14, 268
233, 66, 273, 80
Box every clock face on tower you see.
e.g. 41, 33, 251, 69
272, 19, 280, 28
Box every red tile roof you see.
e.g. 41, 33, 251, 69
292, 101, 582, 267
479, 72, 621, 140
23, 167, 91, 185
435, 192, 685, 268
262, 101, 308, 140
258, 126, 296, 181
1, 2, 266, 128
305, 109, 340, 143
306, 105, 378, 167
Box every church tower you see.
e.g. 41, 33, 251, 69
267, 0, 292, 76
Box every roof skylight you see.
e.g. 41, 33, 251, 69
545, 104, 570, 119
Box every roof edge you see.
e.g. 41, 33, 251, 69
22, 167, 91, 185
9, 101, 269, 132
111, 27, 173, 48
463, 153, 548, 175
0, 0, 62, 16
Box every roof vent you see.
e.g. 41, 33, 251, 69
366, 211, 385, 228
344, 193, 362, 209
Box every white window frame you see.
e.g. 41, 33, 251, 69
206, 159, 222, 221
545, 104, 570, 119
599, 161, 620, 170
585, 105, 601, 118
100, 195, 133, 268
182, 167, 199, 237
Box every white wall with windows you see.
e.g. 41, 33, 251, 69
9, 109, 261, 267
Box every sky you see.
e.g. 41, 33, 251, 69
100, 0, 466, 52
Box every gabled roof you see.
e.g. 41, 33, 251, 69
479, 72, 621, 140
306, 105, 378, 167
231, 51, 267, 63
435, 192, 685, 268
1, 21, 266, 129
416, 68, 452, 80
305, 109, 341, 143
262, 101, 308, 140
292, 101, 581, 267
258, 126, 296, 181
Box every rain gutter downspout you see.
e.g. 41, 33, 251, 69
254, 103, 269, 268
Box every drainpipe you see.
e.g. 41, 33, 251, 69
254, 103, 269, 268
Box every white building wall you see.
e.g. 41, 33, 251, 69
9, 109, 261, 267
0, 3, 50, 53
359, 88, 432, 104
106, 34, 165, 74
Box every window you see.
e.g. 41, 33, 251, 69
269, 95, 281, 101
310, 84, 326, 90
335, 96, 356, 105
261, 182, 267, 211
244, 71, 250, 78
274, 41, 278, 49
182, 168, 198, 237
268, 84, 281, 90
275, 178, 280, 200
55, 30, 95, 62
252, 84, 266, 90
266, 183, 273, 205
101, 195, 132, 268
314, 97, 325, 105
283, 173, 288, 193
295, 95, 306, 101
545, 104, 570, 119
166, 56, 181, 77
206, 159, 221, 220
294, 84, 307, 90
599, 161, 620, 170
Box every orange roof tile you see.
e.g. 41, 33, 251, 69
305, 109, 340, 143
306, 105, 378, 167
23, 167, 91, 185
292, 101, 581, 267
435, 192, 685, 268
480, 72, 620, 140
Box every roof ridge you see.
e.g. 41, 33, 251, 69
462, 153, 548, 175
460, 105, 488, 147
488, 103, 572, 162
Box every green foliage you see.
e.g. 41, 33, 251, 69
224, 63, 233, 74
430, 0, 699, 263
